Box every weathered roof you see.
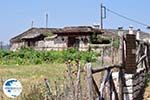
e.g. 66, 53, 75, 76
10, 28, 61, 43
10, 26, 150, 43
63, 26, 94, 33
10, 26, 102, 43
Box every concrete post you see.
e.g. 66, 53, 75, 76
136, 29, 140, 40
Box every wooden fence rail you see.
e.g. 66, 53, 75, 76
86, 63, 123, 100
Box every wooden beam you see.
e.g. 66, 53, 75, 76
86, 63, 94, 100
136, 55, 146, 66
118, 68, 124, 100
92, 77, 100, 97
92, 64, 122, 74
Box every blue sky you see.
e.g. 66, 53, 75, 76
0, 0, 150, 43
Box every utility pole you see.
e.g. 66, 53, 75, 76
100, 4, 103, 29
46, 13, 48, 28
100, 3, 106, 29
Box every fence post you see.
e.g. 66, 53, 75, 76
75, 60, 82, 100
147, 44, 150, 68
111, 37, 114, 64
86, 63, 94, 100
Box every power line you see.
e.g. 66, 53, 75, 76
104, 6, 150, 27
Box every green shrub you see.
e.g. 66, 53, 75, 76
112, 38, 120, 49
0, 48, 99, 65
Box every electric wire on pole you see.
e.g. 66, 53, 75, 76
100, 4, 150, 28
106, 8, 150, 27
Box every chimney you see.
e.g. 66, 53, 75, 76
136, 29, 140, 40
118, 27, 124, 37
129, 26, 134, 34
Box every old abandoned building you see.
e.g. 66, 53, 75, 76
10, 26, 150, 51
10, 26, 103, 51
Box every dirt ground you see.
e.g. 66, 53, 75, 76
144, 86, 150, 100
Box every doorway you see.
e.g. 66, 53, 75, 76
67, 37, 79, 49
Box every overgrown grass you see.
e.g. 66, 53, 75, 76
0, 48, 100, 99
0, 48, 99, 65
0, 63, 66, 81
0, 64, 67, 99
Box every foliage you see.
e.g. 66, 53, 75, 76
0, 62, 89, 100
0, 63, 67, 100
43, 32, 53, 37
90, 32, 97, 44
145, 72, 150, 87
24, 84, 45, 100
90, 33, 111, 44
0, 48, 99, 65
112, 38, 120, 49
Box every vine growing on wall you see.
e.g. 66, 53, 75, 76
112, 37, 120, 49
90, 32, 111, 44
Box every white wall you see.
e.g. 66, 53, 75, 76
10, 42, 25, 51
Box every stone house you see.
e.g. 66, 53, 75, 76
10, 26, 102, 51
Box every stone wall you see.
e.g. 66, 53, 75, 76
35, 36, 90, 51
10, 42, 25, 51
35, 36, 68, 51
123, 68, 146, 100
112, 68, 146, 100
111, 33, 147, 100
